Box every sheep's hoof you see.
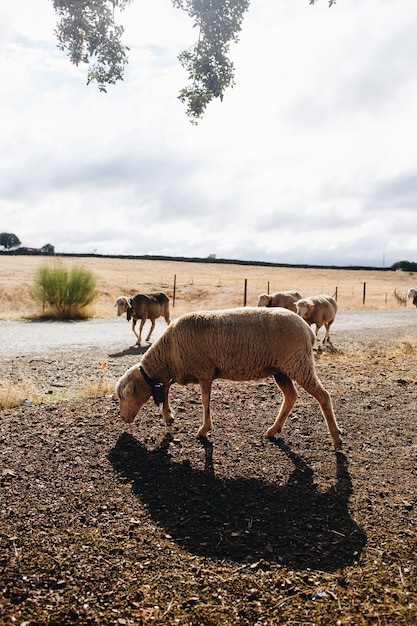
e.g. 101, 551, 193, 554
197, 435, 211, 446
264, 428, 280, 439
333, 437, 343, 450
196, 430, 210, 439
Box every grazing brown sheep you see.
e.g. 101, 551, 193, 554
295, 295, 337, 344
114, 292, 170, 344
257, 291, 303, 312
115, 307, 342, 450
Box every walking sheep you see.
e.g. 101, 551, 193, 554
257, 290, 303, 312
114, 292, 170, 344
295, 295, 337, 344
115, 307, 342, 450
407, 288, 417, 308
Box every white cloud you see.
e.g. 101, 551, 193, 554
1, 0, 417, 266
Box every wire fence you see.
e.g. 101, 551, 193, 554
161, 275, 413, 313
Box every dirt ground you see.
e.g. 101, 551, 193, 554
1, 321, 417, 625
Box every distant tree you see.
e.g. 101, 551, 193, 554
0, 232, 21, 250
391, 260, 417, 272
41, 243, 55, 255
51, 0, 336, 122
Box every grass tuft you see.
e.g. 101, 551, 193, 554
0, 379, 44, 409
0, 361, 116, 409
31, 263, 98, 319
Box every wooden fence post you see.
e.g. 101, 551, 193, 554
243, 279, 247, 306
363, 282, 366, 305
173, 274, 176, 308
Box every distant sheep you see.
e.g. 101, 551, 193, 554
114, 292, 170, 344
407, 288, 417, 308
257, 291, 303, 312
295, 295, 337, 344
115, 307, 342, 450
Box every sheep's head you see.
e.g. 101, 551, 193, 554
257, 294, 271, 307
114, 297, 129, 316
295, 299, 313, 319
115, 367, 152, 423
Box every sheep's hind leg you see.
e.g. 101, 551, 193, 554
323, 321, 333, 344
301, 377, 342, 450
265, 373, 298, 439
196, 379, 213, 438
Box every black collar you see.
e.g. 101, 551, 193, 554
139, 366, 157, 388
126, 298, 133, 321
139, 366, 165, 406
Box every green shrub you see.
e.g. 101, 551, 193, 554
31, 264, 98, 318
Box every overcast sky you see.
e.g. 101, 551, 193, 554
1, 0, 417, 267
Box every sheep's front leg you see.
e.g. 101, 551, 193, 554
161, 383, 174, 427
137, 318, 146, 344
145, 319, 156, 342
265, 373, 298, 438
196, 379, 213, 438
132, 320, 139, 340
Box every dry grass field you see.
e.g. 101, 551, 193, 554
0, 254, 415, 319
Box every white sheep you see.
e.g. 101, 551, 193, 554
115, 307, 342, 450
295, 295, 337, 344
407, 288, 417, 308
257, 290, 303, 312
114, 292, 170, 344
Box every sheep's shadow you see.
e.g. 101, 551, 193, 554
109, 434, 366, 571
109, 344, 151, 358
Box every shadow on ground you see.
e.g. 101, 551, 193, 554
109, 344, 150, 358
109, 434, 366, 571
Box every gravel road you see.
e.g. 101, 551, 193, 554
0, 318, 170, 360
1, 310, 416, 359
0, 309, 417, 358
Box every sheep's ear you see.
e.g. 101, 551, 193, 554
123, 382, 135, 398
